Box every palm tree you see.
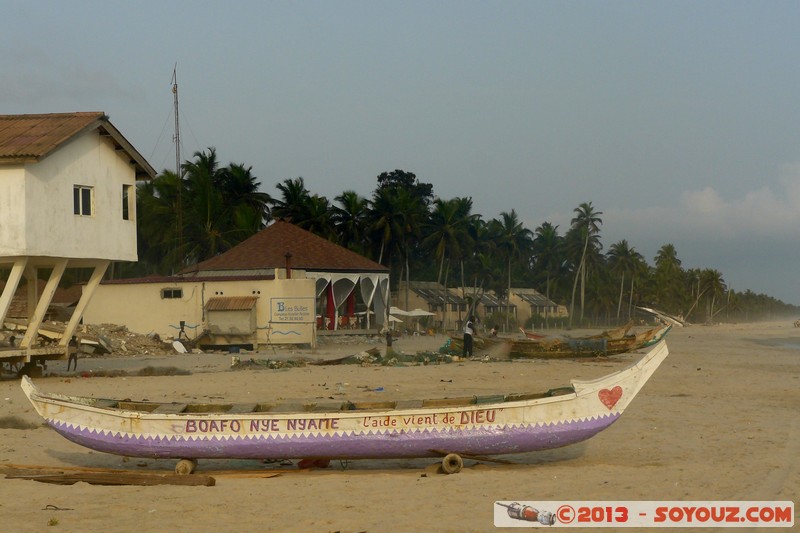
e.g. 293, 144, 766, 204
683, 267, 706, 321
332, 190, 370, 255
297, 194, 335, 240
568, 202, 603, 327
531, 222, 565, 327
725, 288, 740, 321
421, 197, 479, 327
369, 186, 407, 267
487, 210, 533, 331
182, 149, 235, 263
370, 170, 434, 309
136, 170, 183, 274
700, 268, 726, 322
423, 198, 477, 282
458, 220, 498, 318
368, 186, 427, 311
397, 191, 428, 311
653, 244, 685, 314
655, 243, 681, 273
606, 240, 644, 321
271, 177, 312, 223
586, 266, 618, 323
180, 148, 273, 264
135, 149, 273, 274
216, 162, 272, 235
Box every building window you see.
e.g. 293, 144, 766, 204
161, 288, 183, 299
73, 185, 93, 216
122, 185, 132, 220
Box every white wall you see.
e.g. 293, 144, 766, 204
83, 281, 203, 338
259, 278, 316, 344
0, 166, 27, 255
0, 132, 138, 261
84, 277, 317, 346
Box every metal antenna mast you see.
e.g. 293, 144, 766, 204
171, 65, 182, 262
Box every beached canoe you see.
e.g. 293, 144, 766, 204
519, 320, 633, 341
21, 339, 669, 474
509, 325, 671, 359
518, 327, 549, 340
441, 334, 507, 355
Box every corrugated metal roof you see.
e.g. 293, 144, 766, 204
0, 112, 101, 158
0, 112, 156, 180
477, 292, 506, 306
398, 282, 468, 305
415, 286, 467, 305
205, 296, 259, 311
514, 288, 557, 306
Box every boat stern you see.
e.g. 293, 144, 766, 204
20, 376, 48, 418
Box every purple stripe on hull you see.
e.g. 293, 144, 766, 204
49, 414, 620, 460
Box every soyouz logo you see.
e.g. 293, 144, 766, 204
493, 501, 794, 528
496, 503, 555, 525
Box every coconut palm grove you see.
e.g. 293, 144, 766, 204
129, 148, 798, 328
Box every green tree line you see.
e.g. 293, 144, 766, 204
128, 148, 798, 326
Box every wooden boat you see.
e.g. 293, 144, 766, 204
518, 327, 548, 340
21, 339, 669, 474
518, 320, 633, 341
586, 320, 635, 340
509, 325, 671, 359
636, 306, 688, 328
442, 334, 506, 355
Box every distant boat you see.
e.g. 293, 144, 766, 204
518, 327, 549, 340
519, 320, 633, 341
449, 324, 670, 359
509, 325, 671, 359
21, 339, 669, 474
637, 306, 688, 327
442, 334, 507, 355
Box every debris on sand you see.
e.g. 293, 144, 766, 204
78, 323, 176, 356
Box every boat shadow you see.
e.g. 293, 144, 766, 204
44, 442, 589, 474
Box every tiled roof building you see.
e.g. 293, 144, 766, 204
179, 221, 389, 331
182, 220, 388, 275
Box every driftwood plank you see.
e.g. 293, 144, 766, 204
0, 464, 283, 481
4, 471, 216, 486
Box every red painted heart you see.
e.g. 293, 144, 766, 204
598, 386, 623, 410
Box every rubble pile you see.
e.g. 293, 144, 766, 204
77, 323, 175, 356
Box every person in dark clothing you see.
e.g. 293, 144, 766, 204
463, 315, 475, 357
67, 336, 79, 371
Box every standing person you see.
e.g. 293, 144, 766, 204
463, 315, 475, 357
67, 336, 79, 371
385, 329, 393, 349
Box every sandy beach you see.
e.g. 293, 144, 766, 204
1, 321, 797, 532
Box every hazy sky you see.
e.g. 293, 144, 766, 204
4, 1, 800, 305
